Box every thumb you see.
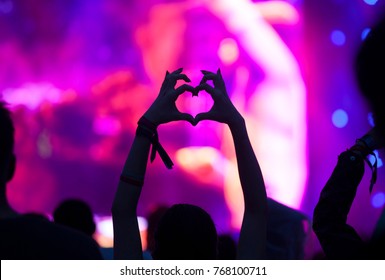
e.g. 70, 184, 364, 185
194, 112, 214, 126
176, 112, 195, 125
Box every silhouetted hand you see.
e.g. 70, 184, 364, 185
195, 69, 243, 126
143, 68, 195, 126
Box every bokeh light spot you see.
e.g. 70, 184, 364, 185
372, 192, 385, 208
362, 28, 371, 40
218, 38, 239, 65
332, 109, 349, 128
331, 30, 346, 46
363, 0, 378, 5
368, 112, 375, 127
368, 150, 383, 168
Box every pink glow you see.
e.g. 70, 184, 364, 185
218, 38, 239, 65
255, 1, 300, 25
177, 0, 307, 229
175, 147, 226, 186
2, 83, 62, 110
2, 0, 307, 234
92, 115, 121, 136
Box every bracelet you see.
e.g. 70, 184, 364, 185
136, 116, 174, 169
120, 174, 144, 187
349, 143, 370, 158
348, 144, 378, 193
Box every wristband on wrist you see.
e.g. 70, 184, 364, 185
136, 116, 174, 169
349, 140, 378, 194
364, 151, 378, 194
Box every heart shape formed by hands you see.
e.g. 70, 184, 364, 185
175, 85, 214, 121
144, 68, 241, 128
176, 69, 241, 127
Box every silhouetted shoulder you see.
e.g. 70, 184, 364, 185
0, 214, 102, 260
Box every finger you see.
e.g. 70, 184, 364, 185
175, 112, 195, 125
199, 73, 217, 85
201, 70, 215, 75
168, 74, 191, 88
175, 84, 196, 96
195, 83, 215, 96
195, 112, 215, 124
171, 68, 183, 75
216, 68, 226, 87
176, 74, 191, 83
160, 72, 171, 95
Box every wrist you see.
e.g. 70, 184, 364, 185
142, 113, 160, 128
228, 115, 245, 130
136, 116, 174, 169
349, 128, 383, 157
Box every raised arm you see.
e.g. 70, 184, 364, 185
111, 68, 194, 259
313, 128, 382, 259
195, 69, 267, 259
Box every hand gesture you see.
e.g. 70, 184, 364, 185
195, 69, 243, 126
143, 68, 196, 126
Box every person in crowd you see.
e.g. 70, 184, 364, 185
313, 14, 385, 260
313, 127, 384, 259
356, 15, 385, 146
53, 198, 96, 238
0, 101, 102, 260
266, 198, 309, 259
143, 204, 169, 259
217, 234, 237, 260
112, 68, 267, 259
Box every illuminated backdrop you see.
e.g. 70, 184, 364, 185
1, 0, 385, 257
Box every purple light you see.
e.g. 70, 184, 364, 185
0, 0, 13, 14
332, 109, 349, 128
363, 0, 378, 5
331, 30, 346, 46
362, 28, 371, 40
368, 112, 375, 127
368, 150, 383, 168
372, 192, 385, 208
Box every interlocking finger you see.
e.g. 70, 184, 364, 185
175, 84, 196, 96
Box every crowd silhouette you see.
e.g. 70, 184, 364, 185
0, 103, 102, 259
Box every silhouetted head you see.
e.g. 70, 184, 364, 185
152, 203, 217, 260
53, 199, 96, 237
146, 204, 169, 254
0, 102, 16, 187
356, 15, 385, 143
217, 234, 237, 260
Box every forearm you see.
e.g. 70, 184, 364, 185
111, 68, 193, 259
112, 133, 151, 259
312, 150, 365, 259
229, 118, 267, 259
229, 119, 267, 213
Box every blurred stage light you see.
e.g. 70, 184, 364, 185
330, 30, 346, 46
362, 28, 371, 40
363, 0, 378, 6
92, 115, 122, 136
332, 109, 349, 128
95, 216, 148, 248
372, 192, 385, 208
2, 83, 61, 110
368, 112, 376, 127
218, 38, 239, 65
368, 150, 383, 168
